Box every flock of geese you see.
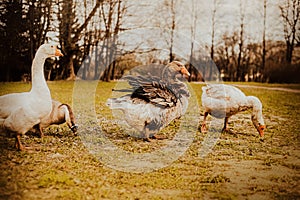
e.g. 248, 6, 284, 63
0, 44, 265, 150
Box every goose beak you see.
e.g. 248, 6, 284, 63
55, 48, 64, 57
258, 125, 265, 137
180, 67, 190, 76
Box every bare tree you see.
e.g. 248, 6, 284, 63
170, 0, 176, 62
237, 0, 246, 81
156, 0, 177, 62
208, 0, 221, 80
261, 0, 267, 82
26, 0, 52, 60
188, 0, 197, 81
99, 0, 126, 81
0, 0, 52, 81
217, 32, 239, 81
165, 0, 176, 62
211, 0, 220, 61
73, 0, 134, 81
279, 0, 300, 63
58, 0, 102, 80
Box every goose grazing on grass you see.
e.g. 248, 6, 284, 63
106, 61, 190, 141
32, 100, 78, 137
0, 44, 63, 150
201, 84, 265, 137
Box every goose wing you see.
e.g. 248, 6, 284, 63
202, 84, 248, 117
124, 75, 179, 108
202, 84, 245, 101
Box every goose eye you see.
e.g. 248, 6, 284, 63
50, 45, 54, 48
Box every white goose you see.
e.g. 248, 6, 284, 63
0, 44, 63, 150
201, 84, 265, 136
106, 61, 190, 141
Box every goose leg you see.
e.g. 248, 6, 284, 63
201, 112, 209, 133
38, 124, 44, 138
15, 134, 24, 151
143, 121, 151, 142
222, 117, 229, 132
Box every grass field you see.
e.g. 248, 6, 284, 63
0, 81, 299, 199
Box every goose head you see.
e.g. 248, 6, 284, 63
36, 44, 63, 58
247, 96, 265, 137
162, 61, 190, 81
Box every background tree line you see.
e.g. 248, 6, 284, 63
0, 0, 299, 83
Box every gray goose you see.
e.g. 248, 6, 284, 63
106, 61, 190, 141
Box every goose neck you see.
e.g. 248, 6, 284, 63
162, 67, 178, 83
247, 96, 264, 125
247, 96, 261, 110
30, 55, 49, 94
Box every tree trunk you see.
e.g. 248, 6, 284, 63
169, 0, 175, 62
261, 0, 267, 82
66, 57, 76, 80
237, 0, 245, 82
60, 0, 102, 80
94, 45, 99, 80
209, 0, 218, 81
279, 0, 299, 64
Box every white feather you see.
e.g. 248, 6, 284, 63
201, 84, 265, 136
0, 44, 63, 149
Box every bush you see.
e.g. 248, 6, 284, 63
266, 63, 300, 83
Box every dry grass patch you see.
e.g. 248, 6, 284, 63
0, 81, 299, 199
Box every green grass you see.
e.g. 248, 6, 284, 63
0, 81, 299, 199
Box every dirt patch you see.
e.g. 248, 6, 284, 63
210, 159, 300, 199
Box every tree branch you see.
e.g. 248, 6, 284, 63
72, 0, 103, 43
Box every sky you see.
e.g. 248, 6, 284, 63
61, 0, 286, 62
115, 0, 285, 60
71, 0, 285, 44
